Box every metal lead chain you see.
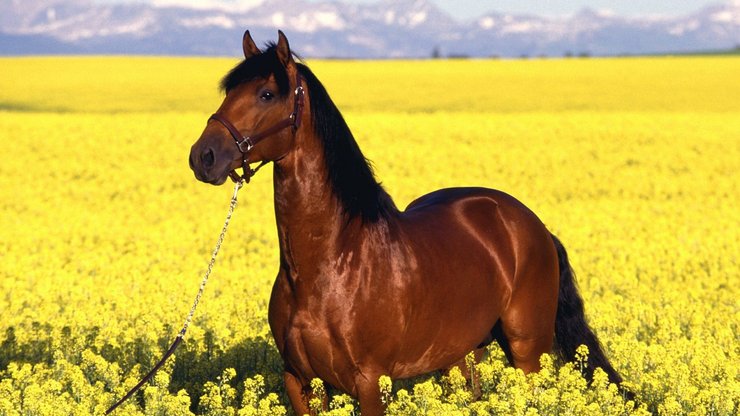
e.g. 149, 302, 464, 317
179, 178, 244, 338
106, 178, 244, 415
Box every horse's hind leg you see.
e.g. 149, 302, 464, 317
497, 276, 558, 373
497, 303, 557, 373
490, 320, 546, 373
499, 326, 553, 373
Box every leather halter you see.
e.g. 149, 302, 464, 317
209, 72, 305, 182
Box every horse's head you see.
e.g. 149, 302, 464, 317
189, 30, 303, 185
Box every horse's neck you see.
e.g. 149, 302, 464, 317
272, 128, 348, 272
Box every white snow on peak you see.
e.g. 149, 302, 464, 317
501, 21, 540, 34
408, 11, 427, 27
315, 11, 345, 29
98, 14, 157, 37
179, 15, 235, 29
380, 4, 428, 27
479, 16, 495, 29
711, 10, 740, 24
384, 11, 395, 25
668, 19, 700, 35
153, 0, 262, 12
595, 9, 616, 18
290, 11, 346, 32
271, 12, 285, 27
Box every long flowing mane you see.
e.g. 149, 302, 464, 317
222, 45, 397, 222
296, 63, 397, 222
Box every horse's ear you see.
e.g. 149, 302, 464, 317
276, 30, 293, 67
242, 30, 260, 59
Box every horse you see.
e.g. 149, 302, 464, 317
189, 30, 625, 415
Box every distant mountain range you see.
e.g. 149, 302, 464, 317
1, 0, 739, 57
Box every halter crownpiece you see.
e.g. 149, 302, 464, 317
209, 72, 305, 183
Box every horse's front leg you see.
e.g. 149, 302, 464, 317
355, 372, 386, 416
284, 371, 330, 415
284, 371, 312, 415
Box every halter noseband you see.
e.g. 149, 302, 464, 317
208, 72, 305, 183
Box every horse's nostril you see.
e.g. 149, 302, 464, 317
201, 148, 215, 169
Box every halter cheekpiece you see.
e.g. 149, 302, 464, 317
209, 72, 305, 183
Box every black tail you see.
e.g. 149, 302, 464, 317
551, 233, 623, 385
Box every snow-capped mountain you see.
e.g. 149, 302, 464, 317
0, 0, 738, 57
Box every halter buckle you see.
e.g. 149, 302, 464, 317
236, 137, 254, 153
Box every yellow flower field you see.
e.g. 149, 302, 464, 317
0, 56, 738, 415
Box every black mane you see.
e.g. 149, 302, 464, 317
297, 63, 397, 222
223, 45, 396, 222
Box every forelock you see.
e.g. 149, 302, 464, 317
219, 44, 289, 94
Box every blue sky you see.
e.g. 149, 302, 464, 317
98, 1, 718, 20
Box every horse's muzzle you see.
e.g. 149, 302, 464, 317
189, 144, 231, 185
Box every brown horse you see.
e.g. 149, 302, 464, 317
189, 31, 624, 415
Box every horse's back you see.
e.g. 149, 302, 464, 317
403, 187, 557, 284
405, 187, 535, 219
402, 187, 553, 259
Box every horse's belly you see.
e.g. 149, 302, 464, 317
390, 282, 507, 378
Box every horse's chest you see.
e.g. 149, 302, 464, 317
283, 311, 352, 388
269, 283, 349, 386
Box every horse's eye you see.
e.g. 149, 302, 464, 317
260, 91, 274, 101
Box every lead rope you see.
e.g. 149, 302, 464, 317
105, 179, 245, 415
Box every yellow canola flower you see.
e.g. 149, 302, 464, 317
0, 56, 738, 415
